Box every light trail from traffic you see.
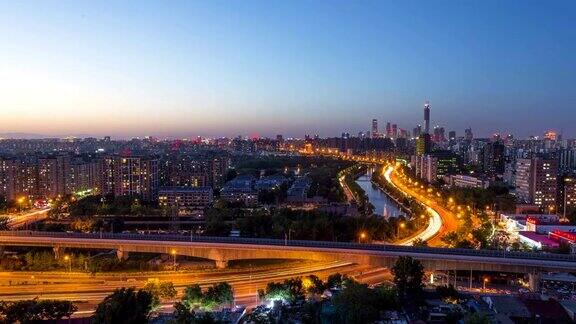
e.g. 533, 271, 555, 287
383, 166, 444, 246
3, 208, 50, 228
0, 261, 390, 315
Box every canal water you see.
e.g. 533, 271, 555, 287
355, 167, 404, 218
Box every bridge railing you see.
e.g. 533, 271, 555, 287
1, 230, 575, 263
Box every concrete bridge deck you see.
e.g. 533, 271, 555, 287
0, 231, 575, 275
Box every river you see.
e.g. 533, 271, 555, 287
355, 167, 404, 218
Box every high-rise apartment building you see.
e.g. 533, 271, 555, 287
0, 158, 15, 200
113, 156, 159, 201
416, 133, 431, 156
66, 157, 100, 194
38, 155, 69, 198
558, 174, 576, 218
515, 156, 558, 211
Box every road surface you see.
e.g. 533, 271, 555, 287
0, 261, 391, 316
384, 165, 458, 246
3, 208, 50, 229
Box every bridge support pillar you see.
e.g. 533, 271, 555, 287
215, 259, 228, 269
53, 246, 61, 259
528, 273, 541, 292
116, 248, 129, 261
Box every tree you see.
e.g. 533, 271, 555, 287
436, 284, 460, 303
143, 279, 177, 300
92, 288, 156, 324
37, 300, 77, 320
464, 312, 490, 324
259, 282, 292, 304
182, 284, 203, 310
0, 216, 10, 231
332, 281, 381, 324
303, 275, 326, 295
172, 301, 196, 324
0, 299, 76, 323
326, 273, 348, 289
412, 238, 428, 247
391, 256, 424, 301
202, 282, 233, 310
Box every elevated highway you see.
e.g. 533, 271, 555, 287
0, 231, 574, 280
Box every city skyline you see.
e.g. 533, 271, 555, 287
1, 0, 575, 138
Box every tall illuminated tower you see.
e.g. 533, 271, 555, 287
424, 101, 431, 134
371, 119, 378, 138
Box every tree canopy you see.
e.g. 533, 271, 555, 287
92, 288, 156, 324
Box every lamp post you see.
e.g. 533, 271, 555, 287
171, 249, 177, 269
396, 222, 405, 237
64, 255, 71, 273
483, 278, 489, 291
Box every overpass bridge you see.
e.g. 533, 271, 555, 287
0, 231, 574, 285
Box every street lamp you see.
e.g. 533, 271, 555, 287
358, 231, 367, 243
171, 249, 177, 269
64, 255, 71, 273
483, 277, 489, 291
397, 222, 406, 237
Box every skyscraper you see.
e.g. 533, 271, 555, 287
465, 128, 473, 141
416, 133, 431, 156
385, 122, 392, 138
371, 119, 378, 138
424, 101, 431, 134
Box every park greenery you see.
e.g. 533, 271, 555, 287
0, 195, 32, 214
391, 256, 425, 303
0, 299, 77, 323
0, 250, 164, 272
172, 282, 234, 322
228, 155, 352, 203
88, 257, 425, 323
205, 206, 422, 242
143, 279, 178, 308
440, 185, 516, 214
251, 271, 403, 323
0, 216, 10, 231
92, 288, 157, 324
339, 164, 374, 215
50, 194, 160, 219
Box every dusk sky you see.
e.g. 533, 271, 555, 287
1, 0, 575, 139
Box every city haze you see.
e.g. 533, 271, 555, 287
1, 0, 575, 138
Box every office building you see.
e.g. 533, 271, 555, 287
424, 101, 431, 134
371, 119, 378, 138
465, 128, 473, 141
481, 140, 506, 175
